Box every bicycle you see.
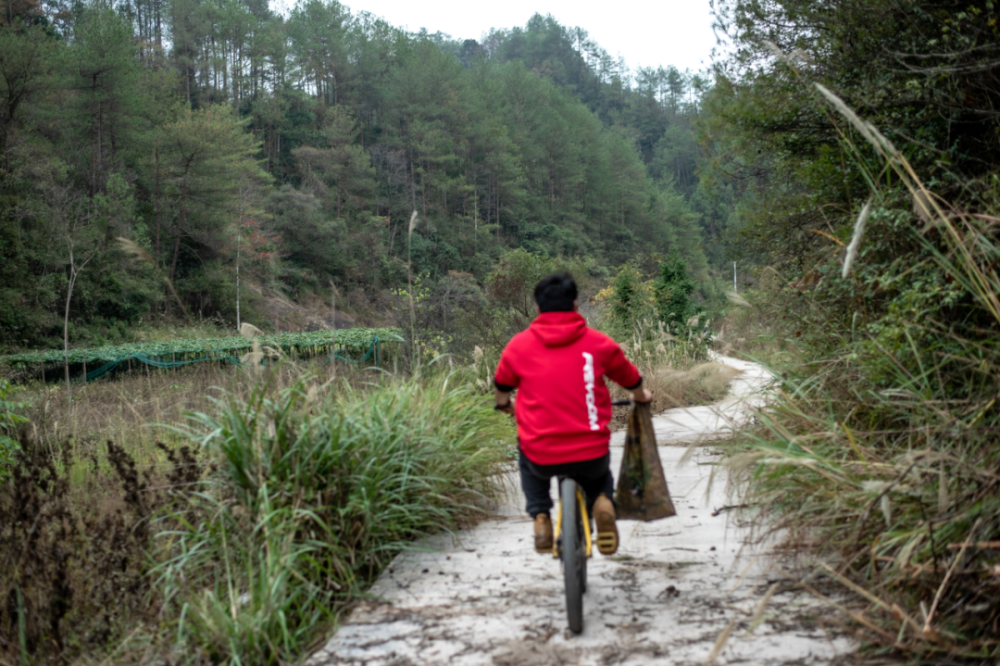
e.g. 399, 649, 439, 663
552, 475, 592, 633
551, 398, 633, 634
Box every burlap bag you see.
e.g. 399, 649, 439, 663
614, 402, 677, 521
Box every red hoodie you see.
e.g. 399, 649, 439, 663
494, 311, 642, 465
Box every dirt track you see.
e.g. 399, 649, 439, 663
305, 356, 855, 666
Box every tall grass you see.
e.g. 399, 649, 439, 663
725, 80, 1000, 659
14, 355, 375, 482
1, 361, 513, 665
153, 369, 513, 665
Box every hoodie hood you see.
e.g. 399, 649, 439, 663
529, 311, 588, 347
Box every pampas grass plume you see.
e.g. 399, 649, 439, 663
843, 196, 873, 279
117, 236, 154, 265
117, 236, 189, 316
240, 322, 264, 339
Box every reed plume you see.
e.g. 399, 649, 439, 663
116, 236, 189, 316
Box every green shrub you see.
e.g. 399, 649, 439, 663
486, 247, 598, 319
653, 250, 701, 335
607, 263, 653, 337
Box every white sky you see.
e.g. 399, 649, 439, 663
336, 0, 720, 75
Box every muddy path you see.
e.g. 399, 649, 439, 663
306, 356, 854, 666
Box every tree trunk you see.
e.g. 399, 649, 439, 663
64, 260, 76, 398
96, 100, 102, 192
236, 42, 242, 107
409, 147, 417, 211
170, 166, 191, 284
235, 223, 241, 330
223, 42, 229, 99
486, 168, 492, 229
620, 177, 625, 227
549, 169, 555, 213
136, 0, 144, 60
154, 145, 162, 263
2, 120, 8, 173
169, 230, 182, 285
421, 164, 427, 217
91, 76, 98, 195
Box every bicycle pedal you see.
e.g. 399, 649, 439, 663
596, 532, 618, 555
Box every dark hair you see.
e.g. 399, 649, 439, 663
534, 272, 578, 312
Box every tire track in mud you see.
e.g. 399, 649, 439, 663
306, 356, 855, 666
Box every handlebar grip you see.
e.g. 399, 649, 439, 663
611, 400, 632, 406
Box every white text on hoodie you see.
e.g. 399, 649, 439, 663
582, 352, 599, 431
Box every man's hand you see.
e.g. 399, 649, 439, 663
494, 389, 515, 415
630, 387, 653, 404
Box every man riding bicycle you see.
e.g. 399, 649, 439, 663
493, 272, 652, 556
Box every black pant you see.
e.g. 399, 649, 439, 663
519, 447, 615, 519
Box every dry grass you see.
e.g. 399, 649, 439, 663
638, 361, 742, 412
18, 357, 375, 480
713, 282, 798, 368
608, 321, 743, 427
0, 436, 201, 665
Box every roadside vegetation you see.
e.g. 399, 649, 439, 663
0, 11, 739, 661
706, 0, 1000, 660
0, 363, 514, 665
0, 247, 734, 664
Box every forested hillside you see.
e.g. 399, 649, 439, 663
0, 0, 713, 351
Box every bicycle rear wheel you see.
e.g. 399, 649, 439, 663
560, 478, 585, 633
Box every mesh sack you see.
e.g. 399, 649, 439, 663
614, 402, 677, 521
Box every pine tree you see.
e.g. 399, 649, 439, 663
66, 3, 141, 194
292, 105, 374, 218
654, 250, 700, 334
159, 104, 268, 283
0, 22, 52, 171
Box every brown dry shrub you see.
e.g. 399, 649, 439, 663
610, 362, 742, 428
0, 436, 201, 664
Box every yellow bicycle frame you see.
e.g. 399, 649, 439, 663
552, 486, 593, 558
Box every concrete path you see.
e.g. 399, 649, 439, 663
305, 356, 854, 666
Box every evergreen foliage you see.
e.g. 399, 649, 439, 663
0, 1, 713, 351
706, 0, 1000, 268
610, 263, 643, 332
653, 250, 699, 333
